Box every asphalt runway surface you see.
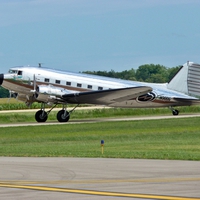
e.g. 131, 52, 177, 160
0, 157, 200, 200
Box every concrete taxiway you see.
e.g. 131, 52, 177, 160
0, 157, 200, 200
1, 113, 200, 127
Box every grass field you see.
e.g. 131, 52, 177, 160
0, 117, 200, 160
0, 98, 200, 160
1, 103, 200, 123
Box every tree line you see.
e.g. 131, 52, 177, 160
83, 64, 180, 83
0, 64, 181, 98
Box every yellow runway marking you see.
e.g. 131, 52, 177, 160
0, 183, 200, 200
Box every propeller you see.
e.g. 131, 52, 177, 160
30, 74, 37, 93
7, 90, 12, 103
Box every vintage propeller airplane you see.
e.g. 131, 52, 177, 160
0, 61, 200, 123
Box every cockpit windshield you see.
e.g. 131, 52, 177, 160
8, 69, 18, 74
8, 69, 23, 76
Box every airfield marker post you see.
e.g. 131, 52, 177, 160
101, 140, 104, 154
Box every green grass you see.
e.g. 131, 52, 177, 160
0, 118, 200, 160
1, 98, 200, 160
1, 106, 200, 124
1, 97, 200, 123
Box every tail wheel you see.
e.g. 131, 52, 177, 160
172, 109, 179, 116
57, 110, 70, 122
35, 110, 48, 122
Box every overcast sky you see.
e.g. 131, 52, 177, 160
0, 0, 200, 73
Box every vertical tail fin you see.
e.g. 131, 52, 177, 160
167, 61, 200, 97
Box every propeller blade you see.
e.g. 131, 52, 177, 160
33, 74, 36, 91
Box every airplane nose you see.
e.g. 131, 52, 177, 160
0, 74, 4, 85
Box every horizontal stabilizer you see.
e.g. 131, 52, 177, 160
173, 97, 200, 106
62, 86, 152, 105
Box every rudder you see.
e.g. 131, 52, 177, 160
167, 61, 200, 98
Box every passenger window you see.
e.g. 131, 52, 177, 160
45, 78, 49, 82
56, 80, 60, 84
77, 83, 82, 87
98, 86, 103, 90
88, 85, 92, 89
66, 82, 71, 86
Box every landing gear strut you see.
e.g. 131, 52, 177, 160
169, 106, 179, 116
35, 109, 48, 122
56, 104, 79, 123
35, 103, 57, 123
172, 109, 179, 115
35, 103, 79, 123
57, 109, 70, 122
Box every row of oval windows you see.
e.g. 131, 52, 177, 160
44, 78, 103, 90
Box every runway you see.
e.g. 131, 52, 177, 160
0, 157, 200, 199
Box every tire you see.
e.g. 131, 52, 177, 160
172, 109, 179, 116
35, 110, 48, 122
57, 110, 70, 122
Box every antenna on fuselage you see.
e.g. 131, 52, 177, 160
38, 63, 43, 68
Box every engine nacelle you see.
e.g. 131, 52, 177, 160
36, 85, 73, 97
35, 84, 75, 103
35, 93, 51, 103
16, 94, 35, 106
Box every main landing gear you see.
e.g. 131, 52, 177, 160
169, 106, 179, 116
35, 109, 48, 122
56, 109, 70, 122
35, 103, 79, 123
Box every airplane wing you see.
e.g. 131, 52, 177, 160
62, 86, 152, 105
